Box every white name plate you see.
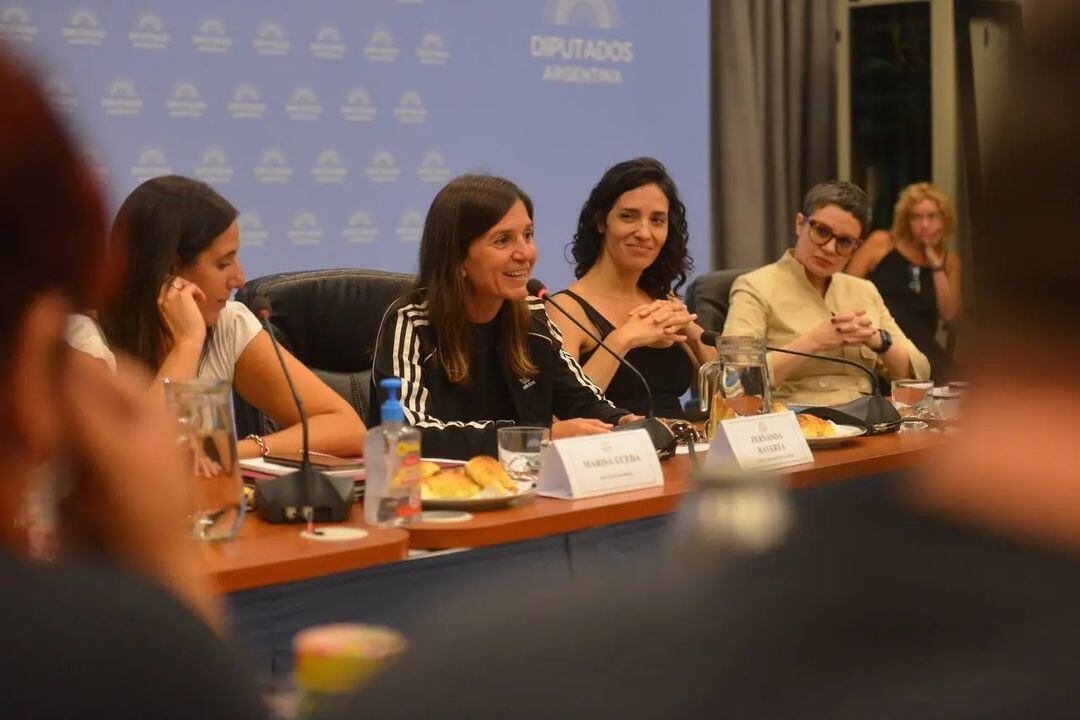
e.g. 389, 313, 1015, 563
706, 411, 813, 472
537, 428, 663, 500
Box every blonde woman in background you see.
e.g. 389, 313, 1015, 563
847, 182, 962, 381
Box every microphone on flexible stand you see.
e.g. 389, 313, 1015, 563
698, 330, 901, 434
526, 279, 676, 456
250, 296, 353, 523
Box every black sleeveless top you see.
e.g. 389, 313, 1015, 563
556, 290, 693, 418
867, 248, 951, 380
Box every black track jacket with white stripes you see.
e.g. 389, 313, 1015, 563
369, 295, 630, 459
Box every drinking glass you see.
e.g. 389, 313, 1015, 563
891, 379, 934, 431
497, 426, 549, 484
163, 378, 245, 541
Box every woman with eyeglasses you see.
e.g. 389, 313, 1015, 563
846, 182, 962, 382
723, 181, 929, 405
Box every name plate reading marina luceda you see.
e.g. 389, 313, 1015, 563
706, 410, 813, 472
537, 428, 663, 500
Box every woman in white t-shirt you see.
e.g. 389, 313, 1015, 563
67, 176, 366, 459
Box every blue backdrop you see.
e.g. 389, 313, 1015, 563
4, 0, 710, 290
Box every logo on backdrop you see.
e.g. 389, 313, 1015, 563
366, 150, 400, 183
543, 0, 619, 29
100, 78, 143, 117
394, 91, 427, 124
194, 147, 234, 184
129, 11, 170, 50
417, 151, 450, 183
0, 5, 38, 42
166, 81, 207, 118
416, 32, 449, 65
193, 17, 232, 53
365, 29, 399, 63
310, 23, 346, 60
286, 86, 323, 121
62, 9, 106, 47
83, 147, 110, 179
341, 86, 377, 122
238, 213, 268, 246
532, 0, 632, 85
253, 148, 293, 183
228, 84, 267, 119
130, 146, 172, 182
46, 77, 78, 115
252, 20, 290, 56
342, 211, 378, 244
395, 210, 424, 243
288, 212, 324, 246
312, 149, 348, 184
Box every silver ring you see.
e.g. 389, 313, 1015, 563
171, 279, 183, 290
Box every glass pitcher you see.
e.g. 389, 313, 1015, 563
163, 378, 245, 541
698, 336, 773, 440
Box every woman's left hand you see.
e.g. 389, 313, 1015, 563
628, 298, 701, 345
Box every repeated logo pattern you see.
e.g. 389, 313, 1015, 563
5, 0, 708, 289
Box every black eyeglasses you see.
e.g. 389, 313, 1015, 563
805, 217, 861, 257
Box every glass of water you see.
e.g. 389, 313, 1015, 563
163, 378, 245, 541
891, 378, 934, 430
497, 426, 549, 484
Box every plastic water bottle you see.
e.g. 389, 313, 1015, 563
363, 378, 422, 527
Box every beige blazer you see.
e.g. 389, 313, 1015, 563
722, 251, 931, 405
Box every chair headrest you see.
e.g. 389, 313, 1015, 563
235, 268, 415, 371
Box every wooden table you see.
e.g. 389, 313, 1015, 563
200, 506, 410, 593
405, 430, 944, 550
209, 431, 944, 588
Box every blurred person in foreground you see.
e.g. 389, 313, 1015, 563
0, 50, 265, 718
349, 7, 1080, 717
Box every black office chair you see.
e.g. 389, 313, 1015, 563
232, 268, 415, 438
684, 268, 753, 333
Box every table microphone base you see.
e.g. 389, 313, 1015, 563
615, 416, 677, 458
255, 467, 354, 523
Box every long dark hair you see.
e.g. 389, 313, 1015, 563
570, 157, 692, 298
98, 175, 237, 371
413, 174, 538, 385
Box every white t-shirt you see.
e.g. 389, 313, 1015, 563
64, 314, 116, 371
64, 301, 263, 383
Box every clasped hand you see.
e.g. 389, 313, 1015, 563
614, 298, 697, 350
809, 310, 879, 351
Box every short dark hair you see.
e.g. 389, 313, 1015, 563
414, 174, 537, 385
0, 49, 108, 370
99, 175, 238, 370
570, 157, 692, 298
801, 181, 873, 238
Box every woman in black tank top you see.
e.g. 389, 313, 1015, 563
549, 158, 715, 418
847, 182, 963, 381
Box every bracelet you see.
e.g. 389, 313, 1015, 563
245, 433, 270, 457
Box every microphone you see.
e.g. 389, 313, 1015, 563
527, 279, 676, 456
250, 296, 352, 523
698, 330, 900, 434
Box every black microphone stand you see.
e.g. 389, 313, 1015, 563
251, 299, 353, 523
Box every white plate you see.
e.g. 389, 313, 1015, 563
805, 424, 866, 449
422, 480, 537, 511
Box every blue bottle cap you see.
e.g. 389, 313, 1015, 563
379, 377, 405, 423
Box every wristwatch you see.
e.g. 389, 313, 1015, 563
874, 329, 893, 354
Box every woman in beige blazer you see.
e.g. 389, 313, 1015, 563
723, 181, 930, 406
